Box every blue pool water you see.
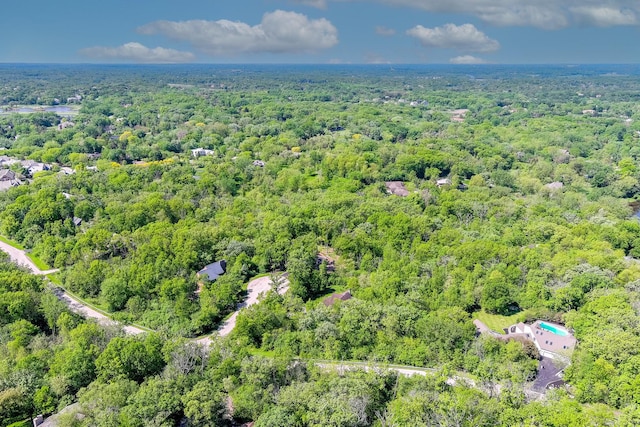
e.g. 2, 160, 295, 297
539, 322, 568, 336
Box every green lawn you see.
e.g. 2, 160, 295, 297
29, 253, 52, 271
473, 310, 528, 334
0, 234, 24, 250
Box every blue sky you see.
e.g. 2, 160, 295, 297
2, 0, 640, 64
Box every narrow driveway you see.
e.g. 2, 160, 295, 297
531, 357, 565, 392
197, 274, 289, 345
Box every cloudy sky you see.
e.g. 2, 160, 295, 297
2, 0, 640, 64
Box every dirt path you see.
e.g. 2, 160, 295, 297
197, 274, 289, 345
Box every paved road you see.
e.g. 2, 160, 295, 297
0, 240, 59, 275
197, 274, 289, 345
0, 239, 145, 335
51, 287, 145, 335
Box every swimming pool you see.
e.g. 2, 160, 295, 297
539, 321, 568, 336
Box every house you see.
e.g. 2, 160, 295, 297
323, 290, 352, 307
505, 320, 577, 361
0, 168, 16, 181
72, 217, 83, 226
59, 167, 75, 175
57, 121, 75, 130
436, 178, 452, 187
191, 148, 215, 157
253, 160, 265, 167
384, 181, 409, 196
21, 160, 50, 176
197, 260, 227, 282
0, 169, 22, 191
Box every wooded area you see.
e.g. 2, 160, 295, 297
2, 64, 640, 426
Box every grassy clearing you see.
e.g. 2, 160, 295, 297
473, 310, 528, 334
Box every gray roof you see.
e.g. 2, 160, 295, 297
198, 260, 227, 282
0, 169, 15, 181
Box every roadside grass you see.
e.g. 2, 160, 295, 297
473, 310, 529, 334
29, 253, 52, 271
0, 234, 52, 270
0, 234, 24, 249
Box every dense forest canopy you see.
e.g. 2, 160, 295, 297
2, 64, 640, 426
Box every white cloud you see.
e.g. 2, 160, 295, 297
319, 0, 640, 29
79, 42, 195, 63
375, 26, 396, 36
138, 10, 338, 55
407, 23, 500, 52
450, 55, 488, 64
570, 6, 637, 26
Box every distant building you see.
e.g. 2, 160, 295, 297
21, 160, 50, 176
191, 148, 215, 157
385, 181, 409, 196
57, 121, 75, 130
253, 160, 266, 167
72, 217, 83, 226
0, 169, 21, 191
323, 290, 352, 307
0, 168, 16, 181
436, 178, 452, 187
59, 167, 75, 175
197, 260, 227, 282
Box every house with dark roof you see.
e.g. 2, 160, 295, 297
197, 260, 227, 282
323, 290, 352, 307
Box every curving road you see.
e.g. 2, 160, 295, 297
197, 274, 289, 345
0, 240, 59, 275
0, 239, 145, 335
